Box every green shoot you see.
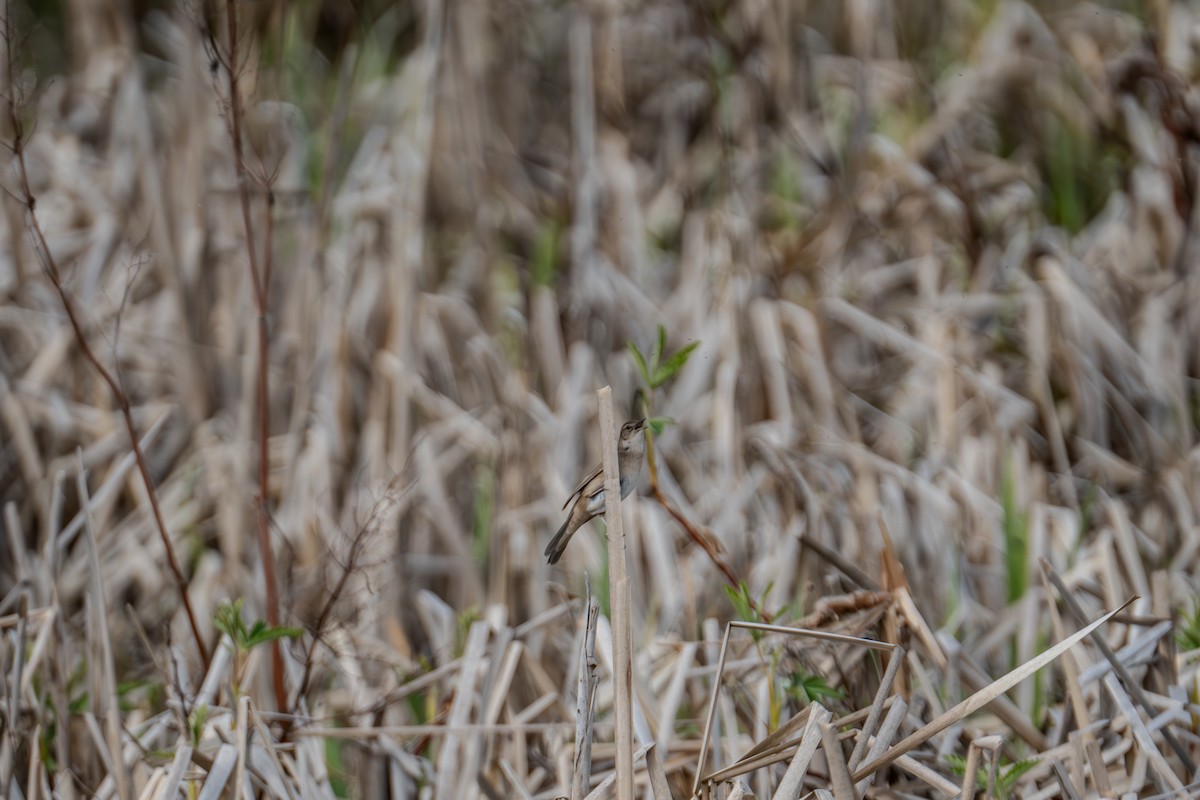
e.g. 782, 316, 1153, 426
454, 607, 483, 658
629, 325, 701, 494
785, 670, 845, 705
188, 704, 208, 748
944, 753, 1038, 800
724, 581, 767, 640
214, 598, 303, 650
213, 599, 302, 698
1177, 598, 1200, 651
1000, 455, 1028, 605
531, 219, 561, 287
629, 325, 700, 391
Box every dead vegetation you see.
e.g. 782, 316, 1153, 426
5, 0, 1200, 797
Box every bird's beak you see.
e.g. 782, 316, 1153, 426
634, 418, 646, 429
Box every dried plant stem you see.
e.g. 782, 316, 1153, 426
77, 462, 132, 800
571, 577, 600, 800
598, 386, 634, 800
1, 0, 208, 667
850, 598, 1133, 784
1042, 561, 1195, 774
221, 0, 287, 718
957, 738, 984, 799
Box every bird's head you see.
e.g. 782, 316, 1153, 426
619, 418, 647, 450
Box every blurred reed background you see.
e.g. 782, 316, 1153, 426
4, 0, 1200, 797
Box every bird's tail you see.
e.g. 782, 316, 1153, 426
544, 519, 573, 565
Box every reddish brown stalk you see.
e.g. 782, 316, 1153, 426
221, 0, 287, 718
2, 0, 208, 666
644, 436, 772, 623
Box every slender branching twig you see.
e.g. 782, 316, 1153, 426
1, 0, 208, 666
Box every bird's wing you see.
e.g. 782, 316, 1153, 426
563, 463, 602, 509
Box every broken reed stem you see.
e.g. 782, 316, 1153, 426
958, 739, 983, 800
221, 0, 287, 719
0, 0, 208, 667
799, 534, 882, 592
847, 644, 907, 771
1042, 560, 1196, 774
597, 386, 634, 800
77, 460, 132, 800
850, 598, 1133, 784
572, 576, 600, 800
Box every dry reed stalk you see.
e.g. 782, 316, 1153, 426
940, 637, 1048, 750
76, 463, 131, 800
499, 758, 535, 800
694, 622, 897, 795
1043, 563, 1194, 773
199, 744, 239, 799
958, 735, 1000, 800
852, 598, 1132, 783
598, 386, 635, 800
768, 703, 829, 800
572, 578, 600, 800
1051, 760, 1084, 800
847, 644, 905, 771
851, 699, 907, 795
819, 721, 855, 800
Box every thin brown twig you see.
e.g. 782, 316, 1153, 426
219, 0, 287, 719
290, 485, 405, 710
1, 0, 208, 667
644, 432, 772, 623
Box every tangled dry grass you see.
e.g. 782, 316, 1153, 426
6, 0, 1200, 797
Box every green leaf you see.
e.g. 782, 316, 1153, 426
472, 462, 496, 565
628, 342, 651, 387
724, 581, 764, 639
245, 625, 304, 649
943, 754, 1037, 800
723, 582, 752, 619
216, 598, 302, 650
213, 599, 248, 644
1001, 454, 1028, 604
1178, 598, 1200, 651
652, 325, 667, 372
145, 748, 176, 764
454, 608, 483, 658
646, 416, 675, 436
531, 221, 560, 287
38, 723, 58, 773
405, 686, 432, 724
598, 531, 612, 619
189, 704, 208, 747
998, 758, 1038, 797
651, 340, 700, 388
785, 671, 844, 704
117, 679, 152, 696
325, 736, 352, 798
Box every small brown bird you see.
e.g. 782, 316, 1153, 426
545, 419, 647, 565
